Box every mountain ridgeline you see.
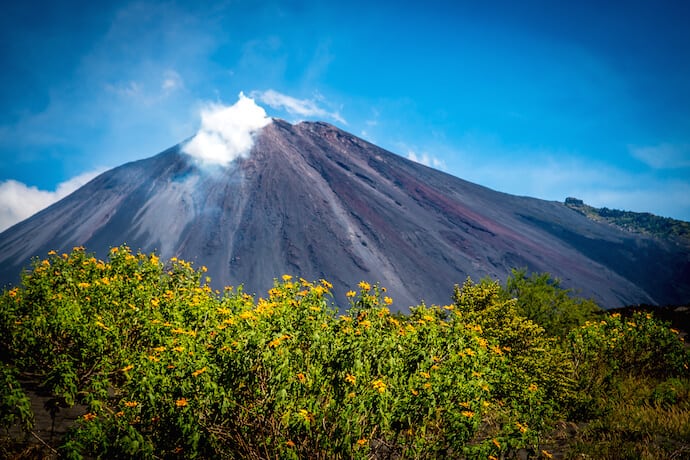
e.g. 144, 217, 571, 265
564, 197, 690, 244
0, 119, 688, 308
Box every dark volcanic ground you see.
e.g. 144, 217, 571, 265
1, 119, 688, 309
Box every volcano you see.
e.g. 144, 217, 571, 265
1, 119, 688, 308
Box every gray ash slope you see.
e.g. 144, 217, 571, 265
1, 119, 688, 308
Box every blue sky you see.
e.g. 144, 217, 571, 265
1, 0, 689, 230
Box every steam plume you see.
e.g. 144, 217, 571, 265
183, 92, 271, 165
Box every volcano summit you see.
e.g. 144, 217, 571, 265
0, 119, 688, 308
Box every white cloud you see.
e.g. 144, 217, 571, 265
406, 150, 446, 170
0, 169, 104, 232
251, 89, 346, 124
106, 69, 185, 106
161, 70, 183, 94
182, 92, 272, 166
629, 143, 690, 169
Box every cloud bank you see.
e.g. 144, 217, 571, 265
629, 143, 690, 169
252, 89, 346, 124
0, 170, 104, 232
182, 92, 271, 166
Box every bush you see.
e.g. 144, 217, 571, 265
1, 247, 688, 458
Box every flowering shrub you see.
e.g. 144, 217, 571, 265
1, 247, 688, 458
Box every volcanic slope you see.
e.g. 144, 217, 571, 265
1, 119, 688, 308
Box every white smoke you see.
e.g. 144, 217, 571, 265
0, 169, 104, 232
182, 92, 271, 165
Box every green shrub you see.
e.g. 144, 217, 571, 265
1, 247, 687, 459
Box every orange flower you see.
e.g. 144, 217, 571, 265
124, 401, 138, 408
356, 438, 367, 446
492, 438, 501, 449
83, 412, 97, 421
192, 367, 207, 378
296, 372, 306, 383
121, 364, 134, 372
176, 398, 188, 407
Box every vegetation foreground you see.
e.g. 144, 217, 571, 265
1, 246, 688, 459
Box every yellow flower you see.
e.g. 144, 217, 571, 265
346, 290, 356, 298
356, 438, 367, 446
115, 411, 124, 417
372, 380, 387, 393
297, 372, 306, 383
541, 450, 553, 459
268, 334, 290, 348
422, 315, 435, 322
124, 401, 138, 408
358, 281, 371, 291
176, 398, 188, 407
121, 364, 134, 372
345, 373, 357, 385
420, 371, 430, 379
528, 383, 538, 392
282, 274, 293, 281
192, 367, 207, 377
383, 296, 393, 305
298, 409, 314, 423
83, 412, 97, 421
492, 438, 501, 449
410, 388, 419, 396
461, 410, 474, 418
